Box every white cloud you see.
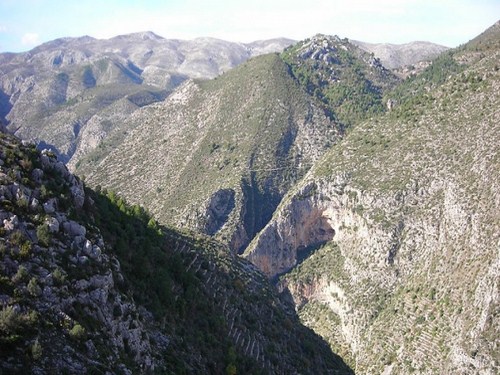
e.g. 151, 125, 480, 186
0, 25, 7, 32
21, 32, 39, 46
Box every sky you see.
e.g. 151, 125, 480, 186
0, 0, 499, 53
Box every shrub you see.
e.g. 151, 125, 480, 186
12, 265, 28, 283
0, 306, 21, 335
17, 197, 29, 210
225, 364, 237, 375
36, 224, 51, 247
19, 241, 32, 259
27, 277, 42, 297
31, 338, 42, 360
10, 230, 25, 246
52, 268, 66, 285
69, 323, 86, 340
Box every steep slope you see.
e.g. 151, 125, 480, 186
0, 131, 352, 374
244, 25, 500, 374
0, 33, 293, 166
351, 40, 449, 70
79, 53, 341, 253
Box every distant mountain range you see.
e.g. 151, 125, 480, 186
0, 32, 445, 167
351, 40, 449, 69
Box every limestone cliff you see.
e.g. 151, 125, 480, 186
0, 133, 165, 372
244, 32, 500, 374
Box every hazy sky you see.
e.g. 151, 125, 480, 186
0, 0, 498, 52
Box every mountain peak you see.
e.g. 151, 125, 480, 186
110, 31, 165, 41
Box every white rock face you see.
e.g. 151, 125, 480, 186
247, 171, 499, 374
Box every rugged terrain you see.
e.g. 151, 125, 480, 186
0, 131, 352, 373
79, 36, 401, 253
1, 21, 499, 375
0, 31, 446, 171
281, 34, 399, 126
78, 52, 342, 253
0, 32, 293, 166
244, 22, 500, 374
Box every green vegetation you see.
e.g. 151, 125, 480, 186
87, 187, 188, 318
0, 306, 38, 345
85, 187, 347, 373
386, 51, 466, 122
79, 53, 339, 252
36, 224, 51, 246
277, 24, 500, 375
281, 36, 398, 127
68, 323, 86, 340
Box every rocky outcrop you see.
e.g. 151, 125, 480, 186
0, 133, 165, 373
248, 172, 499, 374
245, 182, 337, 276
190, 188, 236, 235
282, 34, 400, 127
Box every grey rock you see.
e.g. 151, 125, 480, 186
203, 189, 235, 235
89, 245, 102, 261
74, 279, 89, 290
54, 161, 69, 178
45, 216, 60, 233
63, 220, 86, 237
31, 168, 44, 183
43, 198, 57, 214
8, 183, 19, 199
77, 255, 89, 264
30, 197, 40, 210
70, 182, 85, 209
71, 235, 86, 251
82, 239, 93, 255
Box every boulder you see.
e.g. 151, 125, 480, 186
63, 220, 86, 237
43, 198, 57, 214
82, 239, 93, 255
30, 197, 40, 210
31, 168, 44, 184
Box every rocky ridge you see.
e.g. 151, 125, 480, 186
244, 28, 500, 374
281, 34, 400, 127
0, 133, 163, 372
